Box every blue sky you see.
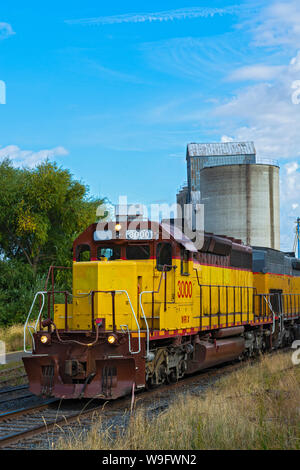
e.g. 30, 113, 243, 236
1, 1, 300, 250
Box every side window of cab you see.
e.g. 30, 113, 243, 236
156, 243, 172, 271
76, 244, 91, 262
181, 247, 190, 275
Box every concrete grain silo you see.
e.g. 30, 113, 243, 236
180, 142, 280, 250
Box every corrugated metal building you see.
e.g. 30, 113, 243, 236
177, 141, 280, 250
187, 142, 256, 192
176, 184, 189, 210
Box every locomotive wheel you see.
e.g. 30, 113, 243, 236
168, 369, 177, 383
158, 364, 168, 384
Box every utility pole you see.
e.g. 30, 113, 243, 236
295, 217, 300, 258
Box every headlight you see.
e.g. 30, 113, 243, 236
107, 335, 117, 345
40, 335, 49, 344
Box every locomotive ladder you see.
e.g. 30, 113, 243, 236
139, 269, 167, 360
262, 292, 285, 335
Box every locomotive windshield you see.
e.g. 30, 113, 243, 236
96, 244, 150, 260
126, 245, 150, 260
97, 246, 121, 260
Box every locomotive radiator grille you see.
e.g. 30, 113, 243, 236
101, 366, 117, 397
41, 364, 54, 396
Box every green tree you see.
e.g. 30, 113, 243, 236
0, 159, 103, 274
0, 158, 105, 326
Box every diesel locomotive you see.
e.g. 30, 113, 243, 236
23, 220, 300, 399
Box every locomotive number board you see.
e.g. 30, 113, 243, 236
126, 229, 155, 240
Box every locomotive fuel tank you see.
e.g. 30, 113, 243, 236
187, 336, 245, 373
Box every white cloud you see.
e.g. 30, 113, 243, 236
228, 64, 284, 81
65, 6, 238, 26
0, 145, 69, 168
286, 162, 299, 175
86, 60, 144, 84
243, 1, 300, 251
214, 50, 300, 159
0, 22, 15, 40
212, 5, 300, 252
140, 34, 248, 83
248, 1, 300, 48
221, 135, 234, 142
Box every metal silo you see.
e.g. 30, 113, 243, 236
184, 142, 280, 250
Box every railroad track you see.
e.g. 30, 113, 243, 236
0, 358, 249, 449
0, 374, 27, 387
0, 385, 31, 404
0, 398, 112, 449
0, 363, 27, 388
0, 348, 293, 450
0, 364, 24, 378
0, 384, 28, 396
0, 400, 61, 448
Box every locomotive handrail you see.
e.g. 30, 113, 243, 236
116, 289, 141, 354
259, 292, 300, 335
90, 289, 141, 354
256, 292, 300, 319
263, 295, 276, 334
279, 294, 285, 335
193, 268, 257, 329
40, 265, 72, 320
119, 324, 140, 355
24, 291, 47, 353
139, 269, 166, 359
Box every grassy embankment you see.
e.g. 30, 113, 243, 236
57, 351, 300, 450
0, 324, 24, 352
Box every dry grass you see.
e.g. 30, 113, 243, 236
57, 351, 300, 450
0, 324, 24, 352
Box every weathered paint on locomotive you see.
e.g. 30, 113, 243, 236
53, 258, 254, 332
23, 221, 300, 400
254, 271, 300, 295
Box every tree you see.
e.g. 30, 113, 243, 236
0, 158, 103, 274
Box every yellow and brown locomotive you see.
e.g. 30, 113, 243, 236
23, 220, 300, 399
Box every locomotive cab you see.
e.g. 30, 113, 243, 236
23, 220, 187, 399
61, 221, 175, 332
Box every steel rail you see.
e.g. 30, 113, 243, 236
0, 385, 28, 396
0, 392, 33, 405
0, 399, 105, 448
0, 399, 58, 422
